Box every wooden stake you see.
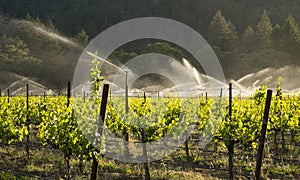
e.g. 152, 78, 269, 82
255, 90, 272, 179
91, 84, 110, 180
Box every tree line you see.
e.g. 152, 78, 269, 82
1, 1, 300, 89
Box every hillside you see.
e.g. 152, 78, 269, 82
0, 16, 83, 90
0, 1, 300, 91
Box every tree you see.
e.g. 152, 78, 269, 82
207, 9, 238, 51
241, 26, 256, 52
256, 10, 273, 48
0, 34, 41, 74
47, 19, 58, 33
24, 13, 33, 22
75, 29, 89, 46
143, 42, 186, 60
278, 14, 300, 53
35, 16, 43, 26
272, 23, 282, 50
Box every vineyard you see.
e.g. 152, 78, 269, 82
0, 79, 300, 179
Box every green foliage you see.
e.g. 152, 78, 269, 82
75, 29, 89, 46
0, 35, 40, 66
276, 14, 300, 53
0, 33, 43, 80
144, 42, 186, 60
256, 10, 273, 48
207, 9, 238, 51
0, 96, 28, 144
47, 19, 58, 33
89, 51, 104, 103
24, 13, 33, 22
214, 97, 263, 148
1, 86, 300, 179
241, 26, 256, 53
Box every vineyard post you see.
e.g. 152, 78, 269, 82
83, 91, 86, 102
125, 70, 129, 113
7, 89, 9, 103
255, 90, 272, 179
228, 83, 233, 179
220, 88, 223, 98
43, 92, 46, 100
26, 84, 30, 158
141, 93, 150, 180
205, 92, 208, 102
141, 128, 150, 180
67, 81, 71, 107
0, 89, 1, 96
184, 134, 190, 162
123, 70, 130, 157
91, 84, 110, 180
110, 89, 112, 100
229, 83, 232, 121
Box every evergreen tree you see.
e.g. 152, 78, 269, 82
241, 26, 256, 52
0, 34, 40, 74
75, 29, 89, 46
272, 23, 281, 50
256, 10, 273, 48
47, 19, 58, 33
35, 17, 42, 25
280, 14, 300, 53
144, 42, 185, 60
207, 9, 237, 51
24, 13, 33, 22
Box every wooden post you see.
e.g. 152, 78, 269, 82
185, 136, 190, 162
228, 83, 233, 179
141, 129, 150, 180
26, 84, 30, 157
220, 88, 223, 98
0, 89, 1, 96
83, 91, 86, 102
98, 84, 109, 143
67, 81, 71, 107
229, 83, 232, 121
110, 89, 112, 100
205, 92, 208, 102
7, 89, 9, 103
91, 84, 110, 180
125, 72, 129, 114
255, 90, 272, 179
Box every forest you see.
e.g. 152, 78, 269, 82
0, 0, 300, 90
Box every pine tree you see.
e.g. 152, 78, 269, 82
24, 13, 33, 22
0, 34, 40, 73
280, 14, 300, 53
207, 9, 237, 51
47, 19, 58, 33
224, 20, 238, 50
256, 10, 273, 48
272, 23, 281, 50
75, 29, 89, 46
241, 26, 256, 52
35, 17, 42, 25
